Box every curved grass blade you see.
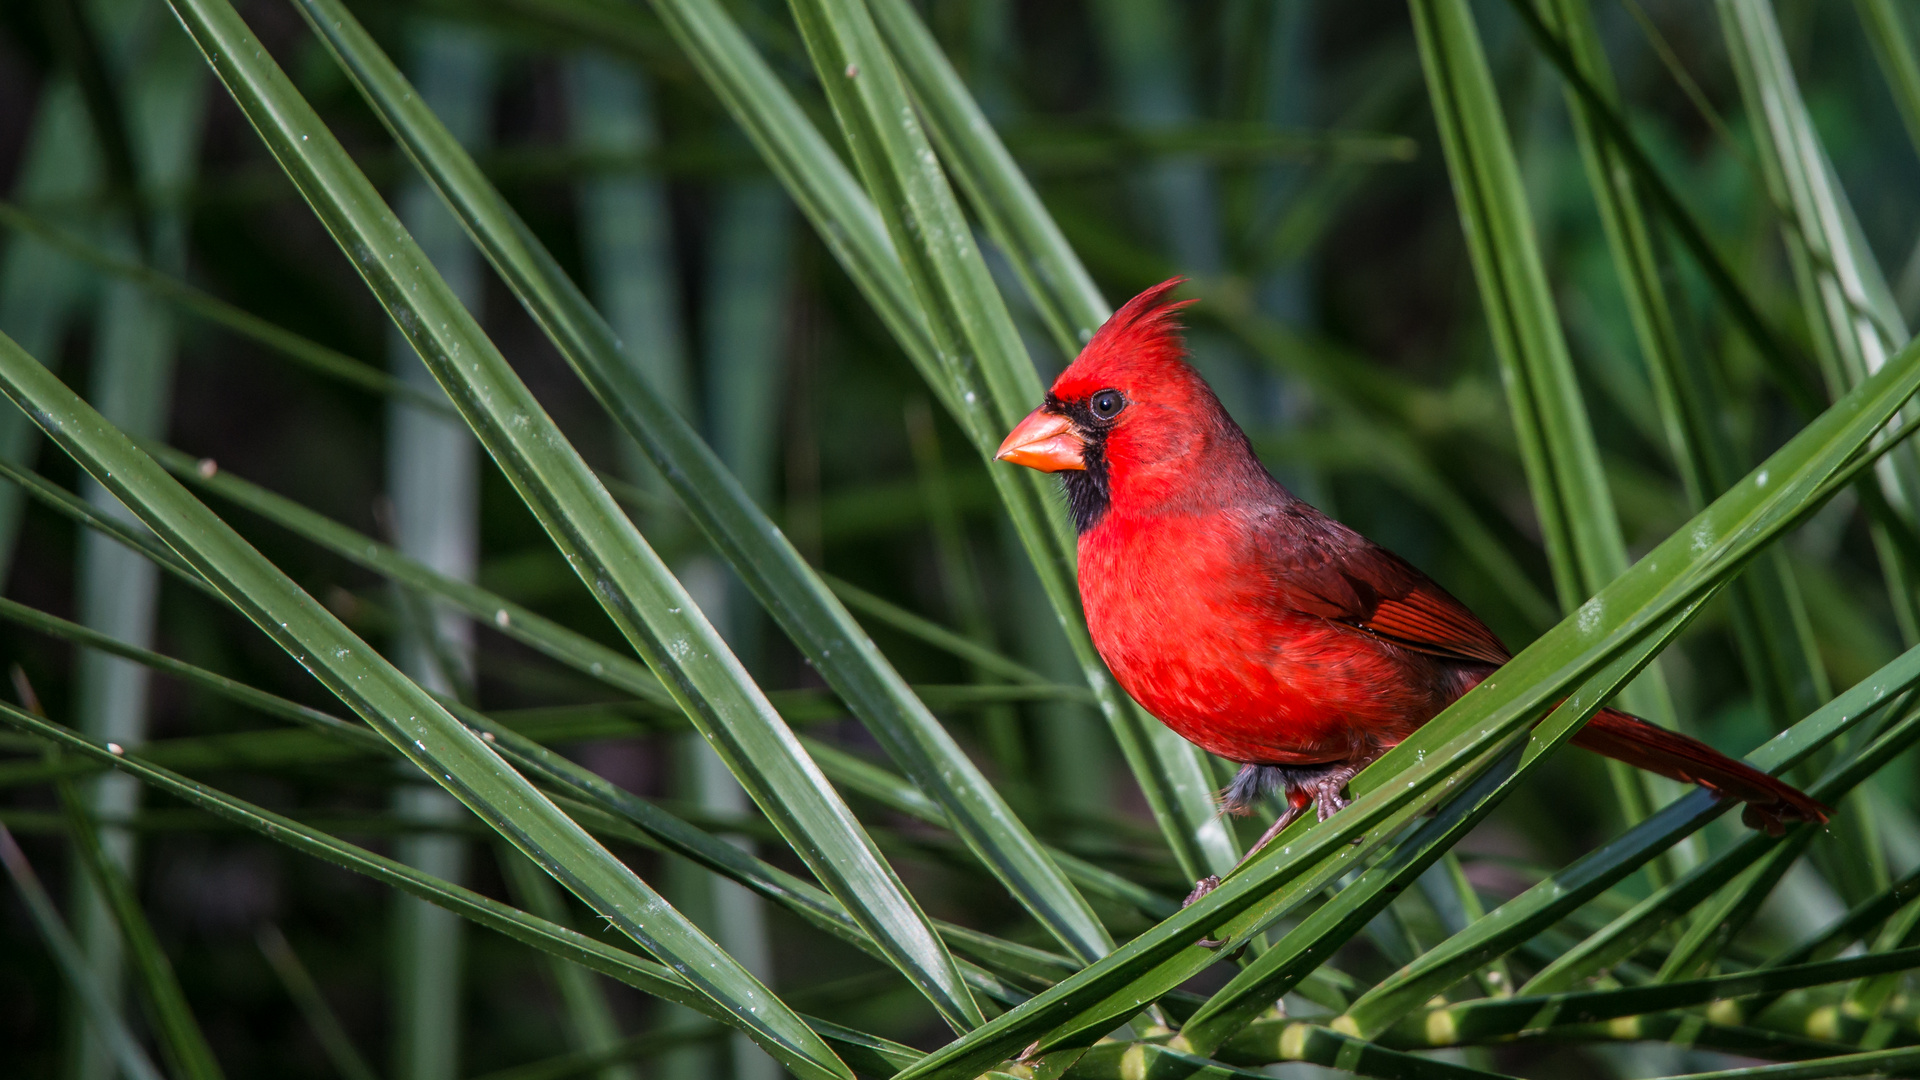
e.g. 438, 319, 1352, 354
1198, 1023, 1512, 1080
1406, 943, 1920, 1045
1857, 0, 1920, 167
1513, 704, 1920, 997
1498, 0, 1823, 415
257, 926, 381, 1080
647, 0, 1237, 884
1658, 1048, 1920, 1080
287, 0, 1108, 968
0, 327, 850, 1079
865, 0, 1106, 355
0, 822, 166, 1080
58, 776, 225, 1080
0, 200, 454, 417
895, 336, 1920, 1078
1342, 637, 1920, 1036
1413, 0, 1681, 834
823, 574, 1052, 687
1718, 0, 1920, 677
0, 701, 886, 1070
1544, 0, 1831, 740
143, 444, 672, 705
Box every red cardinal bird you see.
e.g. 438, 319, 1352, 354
996, 278, 1828, 903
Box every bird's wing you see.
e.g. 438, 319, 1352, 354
1257, 505, 1513, 668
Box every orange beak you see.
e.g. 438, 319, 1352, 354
996, 407, 1086, 472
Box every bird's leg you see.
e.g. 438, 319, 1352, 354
1186, 760, 1378, 946
1182, 790, 1309, 908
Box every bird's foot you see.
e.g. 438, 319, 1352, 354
1186, 876, 1235, 948
1184, 875, 1221, 908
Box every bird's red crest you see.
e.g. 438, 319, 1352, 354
1050, 277, 1197, 400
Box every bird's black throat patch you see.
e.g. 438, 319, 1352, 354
1048, 394, 1113, 533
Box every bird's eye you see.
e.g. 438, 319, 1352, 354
1089, 389, 1125, 420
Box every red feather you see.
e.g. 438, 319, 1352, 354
1030, 277, 1827, 837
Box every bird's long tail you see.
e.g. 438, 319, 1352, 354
1570, 708, 1828, 835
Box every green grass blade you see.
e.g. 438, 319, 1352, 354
1198, 1023, 1512, 1080
1410, 943, 1920, 1045
287, 0, 1104, 972
499, 847, 640, 1080
0, 701, 875, 1074
144, 445, 670, 704
0, 823, 167, 1080
58, 777, 225, 1080
1412, 0, 1680, 832
1655, 1049, 1920, 1080
0, 201, 453, 416
647, 0, 1235, 884
257, 925, 382, 1080
0, 595, 369, 743
1342, 637, 1920, 1036
0, 323, 848, 1078
1545, 0, 1831, 734
865, 0, 1106, 354
1500, 0, 1823, 415
1518, 704, 1920, 1000
824, 574, 1052, 686
1855, 0, 1920, 171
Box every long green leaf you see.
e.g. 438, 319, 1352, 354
1499, 0, 1823, 415
1412, 944, 1920, 1046
288, 0, 1107, 969
0, 200, 453, 416
1344, 636, 1920, 1035
864, 0, 1106, 355
1413, 0, 1680, 834
58, 776, 224, 1080
0, 324, 848, 1077
149, 0, 977, 1022
0, 701, 890, 1070
0, 822, 166, 1080
1544, 0, 1830, 738
648, 0, 1236, 884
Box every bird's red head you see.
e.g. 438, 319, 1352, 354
997, 277, 1260, 531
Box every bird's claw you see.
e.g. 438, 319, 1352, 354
1183, 875, 1221, 907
